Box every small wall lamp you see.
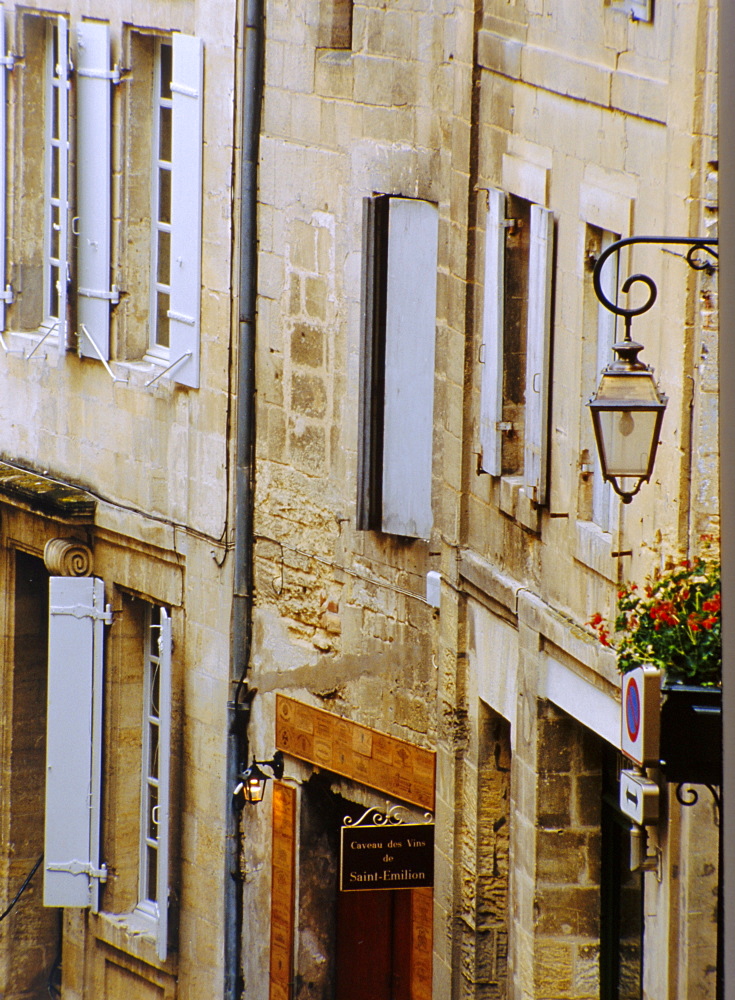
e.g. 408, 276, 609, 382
234, 750, 285, 805
589, 236, 717, 504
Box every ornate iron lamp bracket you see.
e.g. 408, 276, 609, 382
592, 235, 719, 340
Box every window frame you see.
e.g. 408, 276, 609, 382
134, 603, 172, 962
0, 9, 11, 335
148, 38, 173, 360
478, 188, 555, 507
42, 16, 70, 342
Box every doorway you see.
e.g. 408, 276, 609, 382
3, 550, 60, 998
336, 888, 412, 1000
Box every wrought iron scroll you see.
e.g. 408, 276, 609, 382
344, 802, 433, 828
592, 236, 719, 341
675, 781, 721, 817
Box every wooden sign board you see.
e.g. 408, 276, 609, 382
269, 782, 296, 1000
340, 823, 434, 891
275, 695, 435, 810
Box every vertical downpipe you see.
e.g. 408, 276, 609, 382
225, 0, 264, 998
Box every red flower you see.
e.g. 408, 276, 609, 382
703, 593, 721, 614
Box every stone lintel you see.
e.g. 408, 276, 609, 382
0, 462, 96, 522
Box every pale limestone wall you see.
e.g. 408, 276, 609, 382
460, 0, 720, 996
246, 2, 475, 998
0, 1, 238, 998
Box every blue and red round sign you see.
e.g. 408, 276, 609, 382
625, 676, 641, 743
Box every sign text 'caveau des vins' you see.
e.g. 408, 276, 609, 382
340, 823, 435, 891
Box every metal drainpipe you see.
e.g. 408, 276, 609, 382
225, 0, 264, 997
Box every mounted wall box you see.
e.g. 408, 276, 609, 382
621, 665, 662, 767
619, 769, 660, 825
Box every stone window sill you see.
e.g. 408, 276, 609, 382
575, 520, 617, 582
93, 910, 175, 973
498, 475, 541, 533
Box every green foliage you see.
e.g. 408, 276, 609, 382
589, 548, 721, 686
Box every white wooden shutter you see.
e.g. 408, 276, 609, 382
168, 33, 203, 388
76, 21, 113, 361
524, 205, 554, 505
479, 189, 506, 476
156, 608, 172, 960
593, 231, 619, 531
56, 15, 70, 348
381, 198, 438, 539
45, 577, 109, 911
0, 9, 11, 333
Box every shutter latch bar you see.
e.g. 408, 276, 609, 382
50, 603, 113, 624
78, 284, 120, 304
47, 859, 108, 883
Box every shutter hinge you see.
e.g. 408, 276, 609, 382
167, 307, 196, 326
1, 53, 15, 70
170, 81, 199, 99
78, 284, 120, 304
77, 65, 121, 84
496, 421, 513, 432
50, 603, 113, 624
47, 859, 108, 883
0, 285, 14, 304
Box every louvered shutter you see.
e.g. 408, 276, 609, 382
479, 189, 506, 476
76, 21, 112, 360
156, 608, 172, 960
524, 205, 554, 505
45, 577, 108, 911
0, 9, 10, 333
56, 16, 70, 348
381, 198, 438, 539
168, 33, 203, 388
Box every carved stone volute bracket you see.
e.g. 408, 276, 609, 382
44, 538, 93, 577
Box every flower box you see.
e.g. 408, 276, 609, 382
659, 683, 722, 786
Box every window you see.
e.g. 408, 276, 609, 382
1, 11, 13, 337
357, 195, 439, 539
149, 40, 173, 356
478, 189, 555, 507
5, 15, 114, 355
4, 16, 202, 385
579, 226, 620, 533
144, 32, 203, 387
600, 746, 643, 998
44, 582, 172, 961
136, 604, 172, 960
43, 18, 70, 339
317, 0, 353, 48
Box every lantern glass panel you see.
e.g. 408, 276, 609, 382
595, 408, 659, 477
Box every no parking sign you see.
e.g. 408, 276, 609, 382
621, 665, 662, 766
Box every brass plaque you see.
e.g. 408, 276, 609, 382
276, 695, 435, 810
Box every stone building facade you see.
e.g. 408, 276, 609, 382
0, 1, 720, 1000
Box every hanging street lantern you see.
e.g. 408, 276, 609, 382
588, 337, 668, 504
588, 236, 717, 504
